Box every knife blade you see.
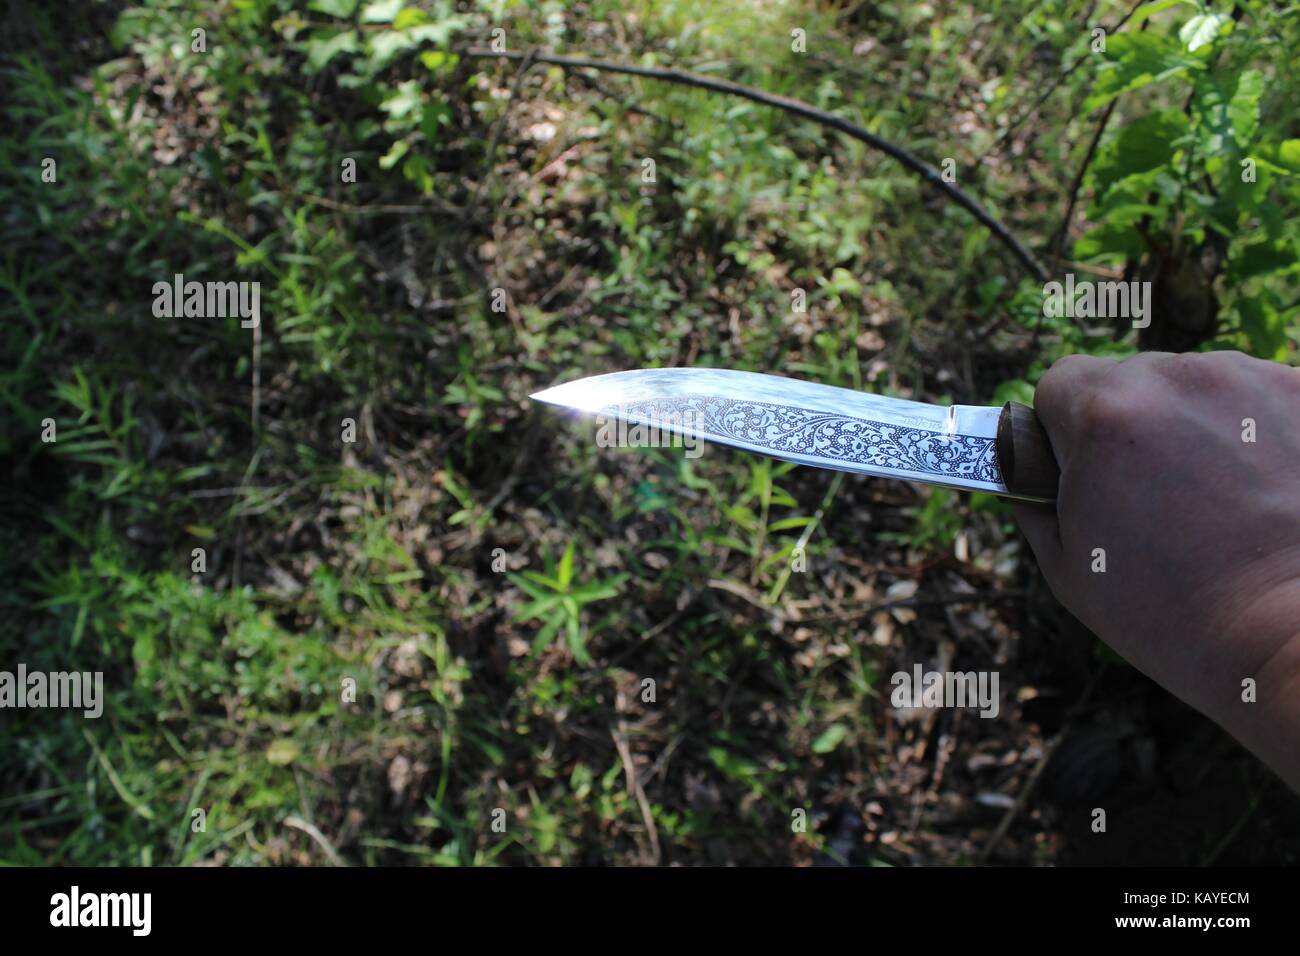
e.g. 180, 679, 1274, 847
531, 368, 1059, 502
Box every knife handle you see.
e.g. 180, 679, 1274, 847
995, 402, 1060, 501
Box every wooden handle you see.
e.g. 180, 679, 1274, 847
995, 402, 1060, 501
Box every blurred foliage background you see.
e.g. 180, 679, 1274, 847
2, 0, 1298, 865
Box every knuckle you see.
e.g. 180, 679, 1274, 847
1042, 353, 1095, 385
1076, 388, 1131, 440
1263, 356, 1300, 394
1148, 352, 1229, 393
1037, 355, 1112, 421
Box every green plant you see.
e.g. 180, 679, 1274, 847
1075, 0, 1300, 358
508, 541, 627, 664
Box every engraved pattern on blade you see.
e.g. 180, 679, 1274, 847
616, 397, 1003, 484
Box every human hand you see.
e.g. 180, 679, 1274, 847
1013, 350, 1300, 790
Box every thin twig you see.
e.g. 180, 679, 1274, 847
1033, 95, 1120, 348
1202, 779, 1267, 865
979, 664, 1106, 863
801, 589, 1027, 626
568, 69, 674, 126
612, 724, 661, 865
1034, 15, 1151, 346
1049, 10, 1156, 267
251, 313, 262, 436
460, 47, 1047, 281
1050, 98, 1119, 269
463, 47, 539, 225
285, 815, 349, 867
993, 0, 1146, 152
300, 192, 464, 216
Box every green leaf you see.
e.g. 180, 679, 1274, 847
1180, 12, 1231, 53
266, 739, 301, 766
1275, 139, 1300, 173
565, 613, 589, 665
392, 6, 428, 28
707, 746, 759, 782
131, 631, 156, 672
419, 100, 452, 140
378, 139, 409, 170
307, 0, 360, 17
768, 516, 814, 532
359, 0, 402, 24
812, 724, 848, 754
303, 29, 359, 70
367, 28, 419, 66
419, 50, 458, 72
1228, 69, 1263, 147
519, 569, 560, 591
1084, 33, 1199, 111
1089, 110, 1188, 198
366, 17, 465, 66
516, 594, 561, 620
530, 802, 559, 854
44, 513, 89, 547
530, 611, 564, 656
1192, 75, 1234, 155
1128, 0, 1193, 27
1228, 239, 1297, 284
556, 540, 575, 591
992, 378, 1036, 406
409, 18, 467, 47
1238, 298, 1290, 360
382, 569, 423, 584
568, 580, 623, 602
1074, 219, 1149, 262
380, 79, 423, 124
401, 153, 434, 193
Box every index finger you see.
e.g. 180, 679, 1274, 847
1032, 353, 1118, 465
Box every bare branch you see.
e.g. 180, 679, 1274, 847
460, 47, 1048, 281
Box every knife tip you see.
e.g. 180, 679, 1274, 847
528, 375, 621, 412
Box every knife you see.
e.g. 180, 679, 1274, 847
531, 368, 1060, 502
